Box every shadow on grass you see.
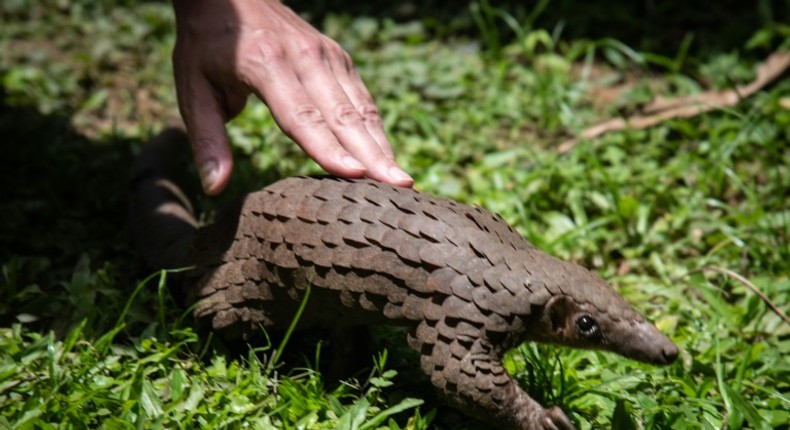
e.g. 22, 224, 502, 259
0, 91, 282, 339
0, 91, 145, 334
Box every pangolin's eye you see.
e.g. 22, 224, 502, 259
575, 315, 599, 338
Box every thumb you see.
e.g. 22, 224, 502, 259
178, 75, 234, 195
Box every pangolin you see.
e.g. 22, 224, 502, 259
129, 128, 678, 430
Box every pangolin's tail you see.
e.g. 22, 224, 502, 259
129, 128, 198, 269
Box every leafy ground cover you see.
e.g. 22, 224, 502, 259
1, 1, 789, 428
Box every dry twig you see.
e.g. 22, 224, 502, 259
559, 50, 790, 153
684, 266, 790, 326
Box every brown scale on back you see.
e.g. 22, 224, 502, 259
131, 129, 678, 430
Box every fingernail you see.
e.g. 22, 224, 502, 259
342, 156, 366, 172
388, 166, 414, 185
199, 160, 219, 192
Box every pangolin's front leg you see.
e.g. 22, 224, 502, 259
408, 318, 575, 430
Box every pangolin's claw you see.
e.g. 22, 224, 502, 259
541, 407, 575, 430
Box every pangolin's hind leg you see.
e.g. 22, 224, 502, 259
408, 318, 575, 430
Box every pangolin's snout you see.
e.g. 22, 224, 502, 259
644, 325, 679, 365
661, 342, 679, 364
613, 320, 679, 365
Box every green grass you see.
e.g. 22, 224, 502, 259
2, 1, 789, 428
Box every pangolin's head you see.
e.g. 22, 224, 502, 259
527, 259, 678, 365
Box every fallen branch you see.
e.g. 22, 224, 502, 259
559, 50, 790, 153
683, 266, 790, 327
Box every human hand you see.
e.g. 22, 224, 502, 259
172, 0, 413, 195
